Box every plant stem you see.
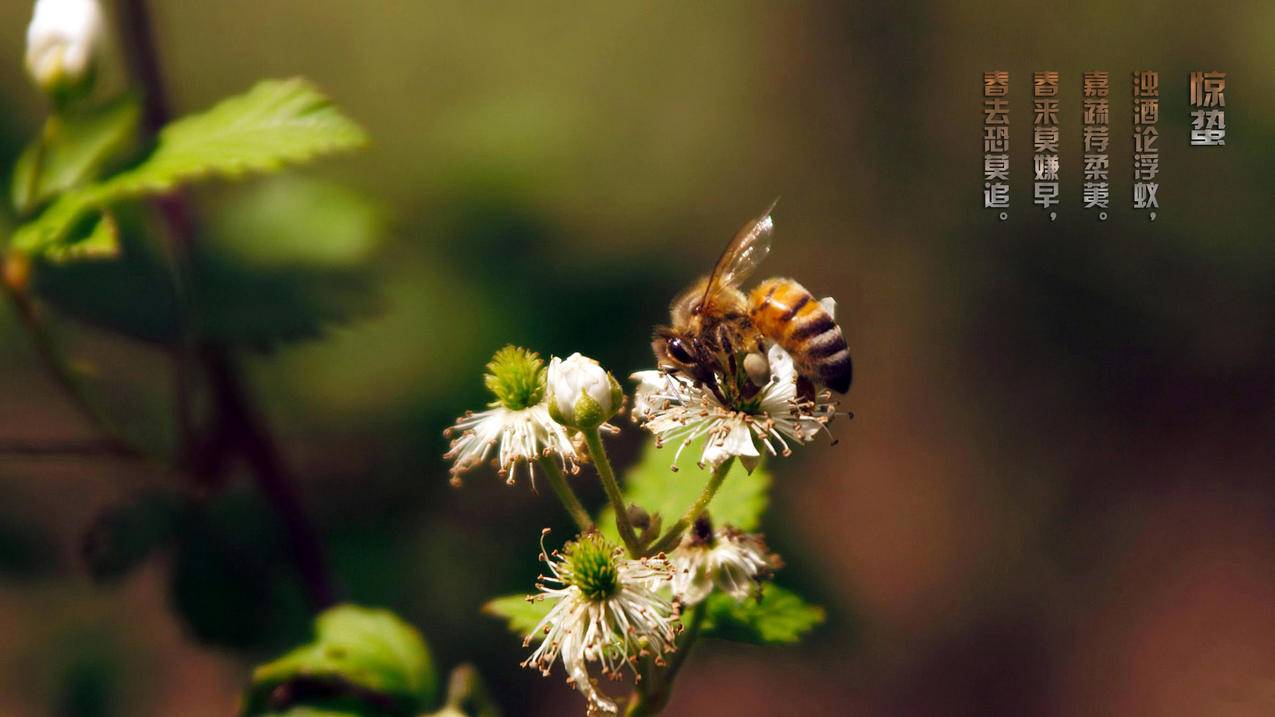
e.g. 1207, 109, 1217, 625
582, 427, 642, 556
115, 0, 337, 610
647, 458, 733, 555
625, 600, 708, 716
538, 457, 594, 533
4, 287, 144, 459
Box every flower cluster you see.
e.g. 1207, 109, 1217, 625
522, 531, 681, 715
631, 343, 841, 473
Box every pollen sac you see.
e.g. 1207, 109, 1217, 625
743, 351, 771, 387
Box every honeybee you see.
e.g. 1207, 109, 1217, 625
652, 202, 852, 404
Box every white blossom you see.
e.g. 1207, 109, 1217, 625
25, 0, 104, 92
631, 343, 840, 472
522, 531, 680, 715
669, 522, 777, 605
444, 403, 578, 488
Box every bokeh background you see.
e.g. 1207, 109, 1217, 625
1, 1, 1274, 715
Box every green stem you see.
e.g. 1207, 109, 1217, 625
625, 601, 708, 716
539, 457, 594, 533
583, 427, 642, 556
647, 458, 733, 555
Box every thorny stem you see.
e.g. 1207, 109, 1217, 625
625, 600, 708, 716
647, 458, 734, 556
582, 427, 643, 556
538, 456, 594, 533
116, 0, 337, 610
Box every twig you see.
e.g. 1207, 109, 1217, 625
646, 458, 733, 556
0, 438, 135, 457
582, 427, 643, 556
115, 0, 338, 610
539, 457, 594, 533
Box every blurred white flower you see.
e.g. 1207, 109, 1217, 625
631, 343, 840, 472
547, 353, 622, 429
669, 519, 777, 605
522, 531, 680, 715
25, 0, 104, 94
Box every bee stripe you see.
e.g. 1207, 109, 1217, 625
787, 314, 836, 342
818, 350, 852, 376
779, 293, 811, 322
807, 333, 848, 358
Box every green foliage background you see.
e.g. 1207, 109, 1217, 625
0, 1, 1271, 716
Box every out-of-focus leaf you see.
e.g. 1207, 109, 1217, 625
698, 585, 824, 645
167, 493, 310, 652
32, 179, 383, 347
243, 605, 438, 717
11, 96, 141, 215
81, 489, 181, 582
11, 78, 367, 256
596, 437, 770, 545
32, 207, 178, 343
210, 175, 384, 268
43, 211, 120, 263
481, 594, 550, 637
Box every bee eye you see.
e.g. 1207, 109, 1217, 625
668, 339, 693, 364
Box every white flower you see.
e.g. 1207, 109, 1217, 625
444, 346, 579, 488
25, 0, 104, 93
547, 353, 622, 429
443, 402, 577, 488
522, 531, 681, 715
669, 520, 777, 605
631, 343, 841, 473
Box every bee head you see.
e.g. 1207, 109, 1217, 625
652, 327, 697, 374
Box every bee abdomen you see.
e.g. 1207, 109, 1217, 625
749, 278, 852, 393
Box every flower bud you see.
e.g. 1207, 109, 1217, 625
25, 0, 104, 99
546, 353, 622, 429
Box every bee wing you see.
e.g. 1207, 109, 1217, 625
701, 199, 778, 305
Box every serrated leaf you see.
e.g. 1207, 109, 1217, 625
244, 605, 438, 717
482, 594, 550, 637
699, 585, 824, 645
12, 96, 141, 215
11, 78, 367, 256
596, 436, 771, 545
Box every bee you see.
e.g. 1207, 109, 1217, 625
652, 202, 852, 403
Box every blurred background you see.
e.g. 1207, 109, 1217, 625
0, 1, 1274, 715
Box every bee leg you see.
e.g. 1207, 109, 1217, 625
744, 351, 771, 387
796, 375, 817, 403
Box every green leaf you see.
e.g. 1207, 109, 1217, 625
699, 585, 824, 645
11, 97, 141, 215
481, 594, 550, 637
33, 178, 383, 347
11, 77, 367, 256
42, 211, 120, 263
244, 605, 438, 717
596, 437, 771, 544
